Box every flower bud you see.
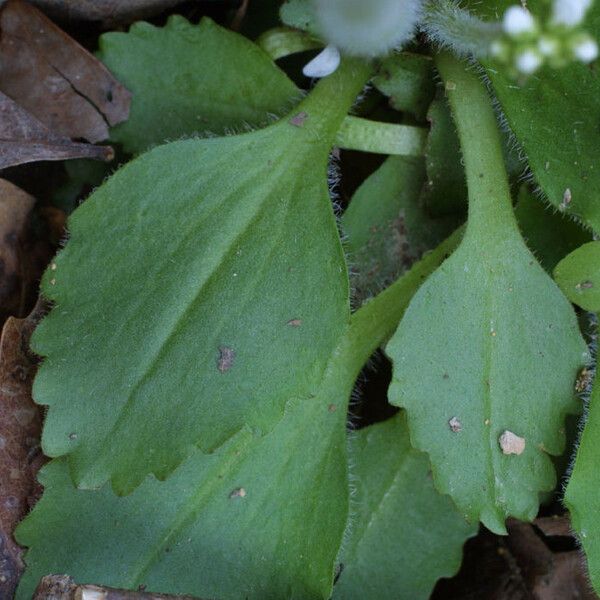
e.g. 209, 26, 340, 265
314, 0, 424, 57
503, 6, 536, 36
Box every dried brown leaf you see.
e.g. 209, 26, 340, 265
0, 0, 131, 143
506, 519, 597, 600
0, 303, 46, 598
433, 520, 598, 600
0, 92, 113, 169
534, 515, 573, 538
0, 180, 35, 323
33, 574, 208, 600
27, 0, 197, 26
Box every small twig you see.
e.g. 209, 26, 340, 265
230, 0, 249, 31
32, 575, 210, 600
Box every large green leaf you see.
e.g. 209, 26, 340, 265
387, 54, 588, 533
32, 61, 369, 493
98, 16, 299, 154
470, 0, 600, 232
342, 155, 456, 300
18, 230, 463, 600
332, 413, 476, 600
564, 354, 600, 594
515, 188, 592, 274
17, 374, 349, 599
554, 241, 600, 312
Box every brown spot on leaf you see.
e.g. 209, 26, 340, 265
289, 111, 308, 127
217, 346, 235, 373
286, 318, 302, 327
575, 367, 592, 393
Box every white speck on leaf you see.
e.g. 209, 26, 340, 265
499, 430, 526, 455
448, 417, 462, 432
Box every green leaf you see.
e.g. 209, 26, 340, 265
18, 228, 463, 600
373, 53, 436, 121
332, 413, 476, 600
98, 19, 416, 159
32, 61, 370, 493
387, 54, 588, 533
564, 354, 600, 594
342, 155, 457, 299
280, 0, 318, 35
554, 242, 600, 312
16, 383, 350, 600
515, 188, 593, 274
472, 0, 600, 232
98, 16, 300, 154
420, 98, 467, 217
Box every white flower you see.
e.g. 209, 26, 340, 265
573, 37, 599, 61
503, 6, 536, 36
314, 0, 424, 57
515, 48, 542, 73
538, 35, 559, 56
302, 45, 342, 78
551, 0, 593, 27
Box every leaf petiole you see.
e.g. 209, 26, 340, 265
336, 116, 427, 156
435, 52, 517, 236
257, 26, 323, 60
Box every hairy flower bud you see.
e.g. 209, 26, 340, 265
313, 0, 424, 57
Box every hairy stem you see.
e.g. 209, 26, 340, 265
292, 57, 373, 140
422, 0, 501, 58
435, 52, 516, 236
336, 116, 427, 156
